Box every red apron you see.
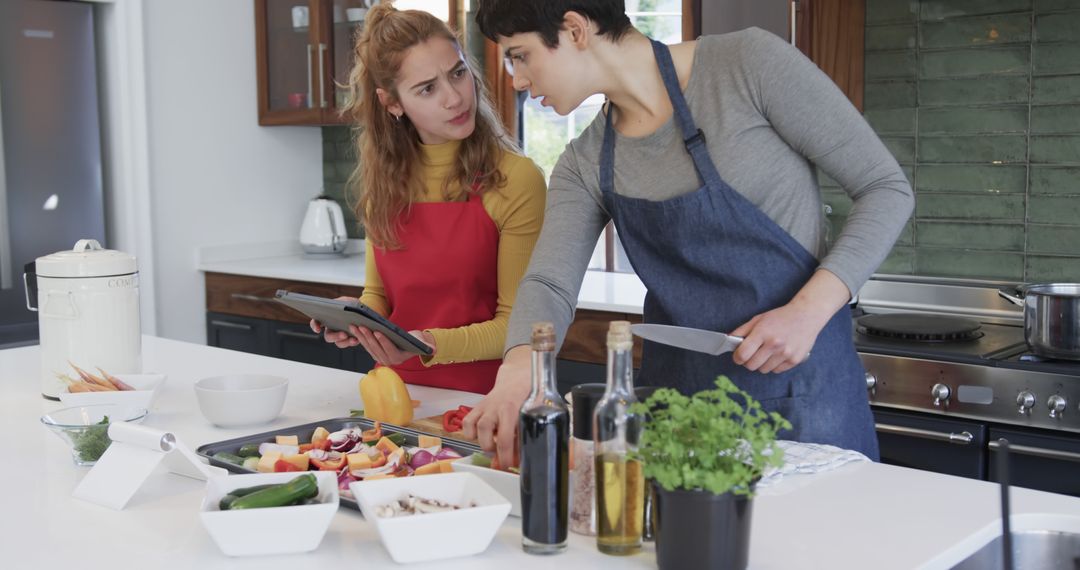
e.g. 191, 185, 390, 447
372, 193, 502, 393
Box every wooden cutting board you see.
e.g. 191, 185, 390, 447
406, 413, 477, 443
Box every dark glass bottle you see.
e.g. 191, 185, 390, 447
593, 321, 644, 555
519, 322, 569, 554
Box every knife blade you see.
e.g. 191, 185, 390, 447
630, 324, 744, 356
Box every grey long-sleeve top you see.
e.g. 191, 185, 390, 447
506, 28, 914, 352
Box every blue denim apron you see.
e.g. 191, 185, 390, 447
600, 40, 879, 459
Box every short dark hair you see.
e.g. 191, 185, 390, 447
475, 0, 633, 48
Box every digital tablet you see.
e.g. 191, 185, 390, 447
274, 290, 433, 356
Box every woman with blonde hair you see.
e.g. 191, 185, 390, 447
311, 2, 546, 394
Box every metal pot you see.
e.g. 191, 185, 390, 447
998, 284, 1080, 361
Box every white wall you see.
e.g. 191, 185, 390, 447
142, 0, 322, 342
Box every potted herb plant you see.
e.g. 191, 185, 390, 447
631, 376, 790, 570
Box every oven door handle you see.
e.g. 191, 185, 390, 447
989, 439, 1080, 463
874, 423, 975, 445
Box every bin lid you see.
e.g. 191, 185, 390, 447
35, 239, 137, 278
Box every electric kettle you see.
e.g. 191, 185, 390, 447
300, 195, 347, 255
25, 239, 141, 399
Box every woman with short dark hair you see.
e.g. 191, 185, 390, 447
464, 0, 913, 465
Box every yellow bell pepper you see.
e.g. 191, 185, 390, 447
359, 367, 414, 425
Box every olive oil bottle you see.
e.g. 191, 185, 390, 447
593, 321, 644, 555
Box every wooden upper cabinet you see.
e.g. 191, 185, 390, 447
255, 0, 459, 126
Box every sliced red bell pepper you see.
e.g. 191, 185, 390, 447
273, 459, 302, 472
441, 405, 473, 433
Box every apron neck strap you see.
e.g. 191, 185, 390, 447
650, 39, 705, 153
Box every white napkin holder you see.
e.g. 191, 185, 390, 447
73, 422, 225, 510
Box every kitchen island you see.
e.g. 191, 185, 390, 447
3, 336, 1080, 569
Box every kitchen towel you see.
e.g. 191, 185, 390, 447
757, 440, 870, 491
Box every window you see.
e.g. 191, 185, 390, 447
520, 0, 690, 272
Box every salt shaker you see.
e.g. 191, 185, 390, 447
569, 383, 605, 536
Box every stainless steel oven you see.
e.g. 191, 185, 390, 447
855, 277, 1080, 497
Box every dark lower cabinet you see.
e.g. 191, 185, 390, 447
873, 409, 988, 480
207, 312, 373, 373
207, 313, 267, 356
988, 428, 1080, 498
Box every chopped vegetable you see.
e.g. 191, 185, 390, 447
72, 416, 111, 462
418, 435, 441, 448
212, 451, 246, 466
360, 422, 382, 443
409, 450, 436, 469
311, 452, 346, 471
441, 405, 473, 433
258, 442, 299, 456
434, 447, 462, 461
237, 443, 261, 457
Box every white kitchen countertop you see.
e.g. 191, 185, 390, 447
197, 240, 647, 314
4, 336, 1080, 568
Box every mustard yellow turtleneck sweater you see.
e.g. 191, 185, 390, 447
359, 140, 546, 366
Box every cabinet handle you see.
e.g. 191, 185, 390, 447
790, 1, 797, 46
230, 293, 276, 303
276, 329, 321, 340
318, 43, 328, 108
874, 423, 974, 445
306, 43, 314, 108
989, 439, 1080, 463
210, 320, 253, 331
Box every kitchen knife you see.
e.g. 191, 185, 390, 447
630, 324, 744, 356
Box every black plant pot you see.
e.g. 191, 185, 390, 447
651, 480, 754, 570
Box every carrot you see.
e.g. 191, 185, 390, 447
97, 368, 135, 391
69, 362, 115, 391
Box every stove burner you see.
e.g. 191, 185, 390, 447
857, 314, 985, 342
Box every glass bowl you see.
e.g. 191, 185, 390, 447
40, 404, 148, 466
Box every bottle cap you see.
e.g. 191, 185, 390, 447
607, 320, 632, 350
531, 322, 555, 351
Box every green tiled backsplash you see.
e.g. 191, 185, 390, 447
828, 0, 1080, 282
322, 126, 364, 238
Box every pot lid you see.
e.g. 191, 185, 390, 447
35, 239, 137, 278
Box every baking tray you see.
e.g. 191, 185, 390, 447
196, 417, 482, 511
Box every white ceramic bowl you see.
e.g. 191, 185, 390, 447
350, 472, 511, 564
194, 374, 288, 428
450, 455, 521, 517
59, 373, 166, 411
200, 471, 338, 556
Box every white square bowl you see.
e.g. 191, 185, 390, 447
58, 373, 166, 411
350, 472, 511, 563
450, 455, 521, 517
199, 471, 338, 556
